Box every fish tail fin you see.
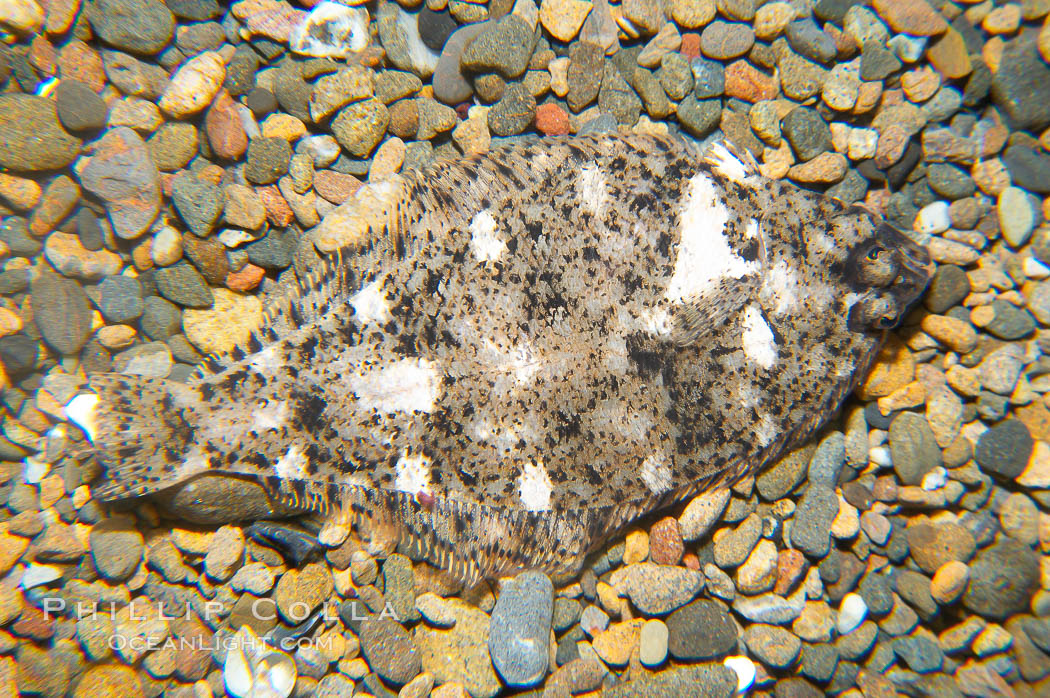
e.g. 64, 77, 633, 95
66, 373, 208, 500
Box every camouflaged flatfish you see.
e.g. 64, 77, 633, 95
66, 132, 932, 585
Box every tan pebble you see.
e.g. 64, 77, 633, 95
927, 27, 972, 79
623, 530, 649, 564
787, 152, 848, 184
920, 314, 977, 353
261, 113, 307, 141
370, 137, 407, 181
983, 35, 1006, 73
548, 56, 569, 97
983, 4, 1021, 34
538, 0, 592, 42
0, 308, 22, 337
856, 334, 914, 399
876, 380, 926, 415
668, 0, 715, 29
753, 1, 795, 40
830, 494, 860, 539
430, 683, 470, 698
97, 324, 137, 350
0, 173, 40, 211
596, 581, 622, 616
1040, 16, 1050, 63
901, 66, 940, 103
930, 560, 969, 605
972, 158, 1011, 196
159, 51, 225, 118
969, 304, 995, 328
591, 619, 645, 666
853, 81, 882, 115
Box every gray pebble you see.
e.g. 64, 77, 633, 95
154, 262, 213, 308
665, 599, 736, 661
31, 270, 92, 355
489, 571, 553, 688
975, 419, 1033, 481
99, 275, 144, 323
889, 412, 942, 486
790, 483, 838, 558
782, 107, 831, 161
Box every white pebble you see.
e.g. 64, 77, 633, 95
219, 228, 262, 249
289, 1, 369, 57
889, 34, 927, 63
998, 186, 1036, 248
22, 454, 49, 483
1024, 256, 1050, 280
921, 466, 947, 491
837, 592, 868, 635
236, 102, 261, 140
224, 627, 258, 698
847, 128, 878, 161
20, 563, 62, 590
257, 651, 296, 698
723, 655, 756, 694
869, 445, 892, 468
914, 201, 951, 235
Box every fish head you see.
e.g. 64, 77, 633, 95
838, 207, 934, 333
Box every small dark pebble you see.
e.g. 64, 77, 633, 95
139, 296, 182, 341
245, 136, 292, 185
975, 419, 1033, 481
666, 599, 737, 661
782, 107, 831, 162
245, 87, 278, 119
99, 275, 144, 323
54, 80, 107, 132
923, 265, 969, 314
418, 7, 457, 53
893, 636, 944, 674
1003, 144, 1050, 195
154, 262, 214, 308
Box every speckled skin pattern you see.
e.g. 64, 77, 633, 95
86, 133, 932, 584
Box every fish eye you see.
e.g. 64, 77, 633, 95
857, 245, 899, 287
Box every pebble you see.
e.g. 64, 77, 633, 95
998, 186, 1036, 248
99, 276, 145, 323
666, 599, 737, 661
609, 562, 703, 615
89, 518, 144, 582
930, 560, 969, 605
907, 521, 975, 575
889, 412, 942, 486
332, 98, 389, 157
89, 0, 174, 55
0, 95, 82, 172
639, 618, 668, 667
54, 80, 107, 132
79, 126, 160, 239
790, 484, 838, 558
203, 524, 244, 581
159, 51, 224, 117
245, 136, 292, 185
154, 262, 214, 308
782, 107, 831, 162
31, 270, 92, 355
358, 617, 421, 686
488, 571, 552, 687
172, 172, 225, 237
488, 84, 536, 136
743, 624, 801, 669
975, 418, 1033, 481
44, 231, 122, 282
415, 598, 501, 698
289, 1, 368, 58
837, 593, 868, 635
183, 287, 261, 353
539, 0, 591, 42
785, 17, 836, 64
700, 20, 754, 60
